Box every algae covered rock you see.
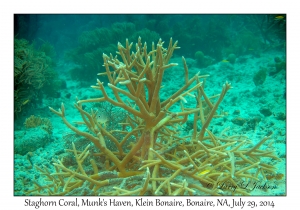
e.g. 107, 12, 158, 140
227, 53, 236, 64
253, 67, 267, 86
231, 117, 248, 126
195, 50, 216, 68
14, 128, 51, 155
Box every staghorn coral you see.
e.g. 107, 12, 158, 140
28, 37, 281, 196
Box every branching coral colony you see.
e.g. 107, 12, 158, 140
28, 37, 281, 196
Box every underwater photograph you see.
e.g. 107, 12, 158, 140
14, 14, 286, 196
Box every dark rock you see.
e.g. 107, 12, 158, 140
259, 107, 272, 117
65, 93, 71, 99
275, 112, 286, 121
231, 117, 247, 126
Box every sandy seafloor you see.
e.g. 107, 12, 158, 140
14, 50, 286, 196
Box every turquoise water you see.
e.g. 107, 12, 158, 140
14, 14, 286, 196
